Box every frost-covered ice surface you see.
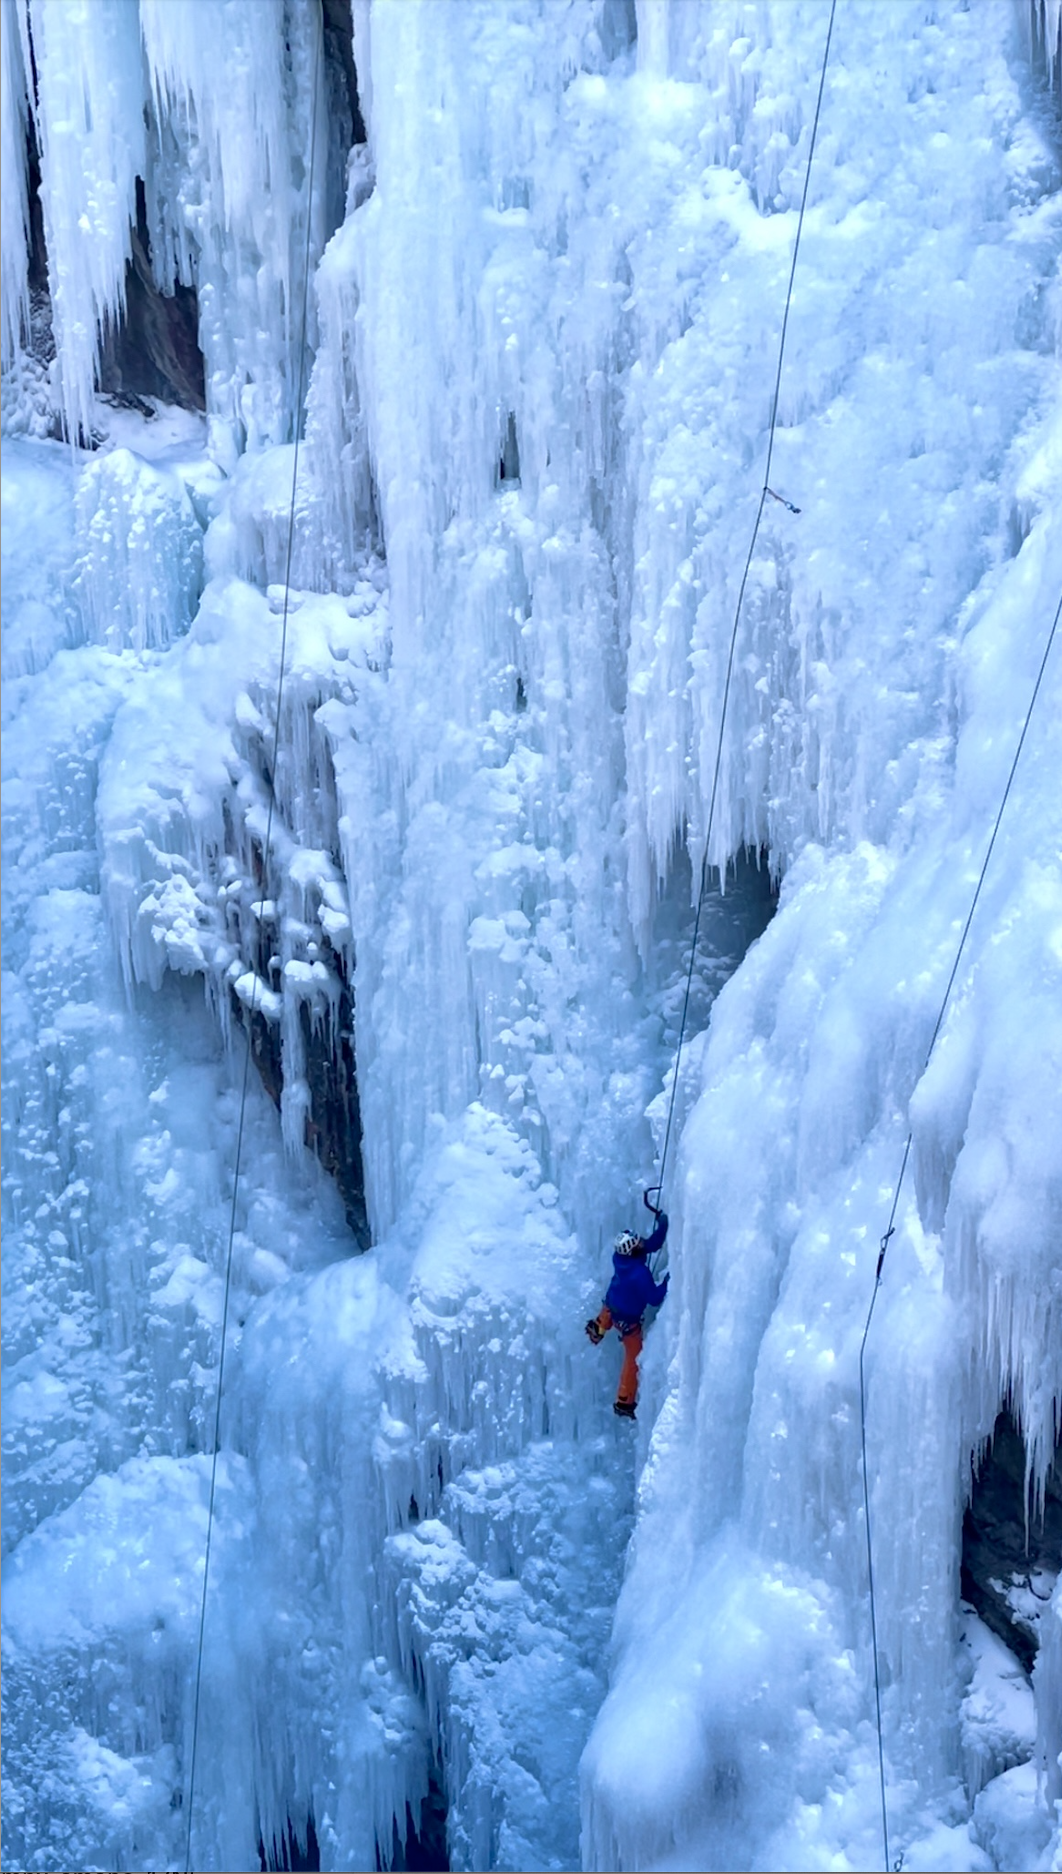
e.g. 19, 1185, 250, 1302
2, 1, 1062, 1872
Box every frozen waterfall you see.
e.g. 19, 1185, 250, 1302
2, 2, 1061, 1872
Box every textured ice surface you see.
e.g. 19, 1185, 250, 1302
3, 2, 1062, 1872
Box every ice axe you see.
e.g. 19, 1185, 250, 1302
643, 1185, 666, 1270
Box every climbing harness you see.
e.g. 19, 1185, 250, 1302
859, 588, 1060, 1874
651, 0, 837, 1213
183, 19, 322, 1873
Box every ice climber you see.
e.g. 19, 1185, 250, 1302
585, 1209, 669, 1419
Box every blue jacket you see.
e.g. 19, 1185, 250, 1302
604, 1214, 669, 1323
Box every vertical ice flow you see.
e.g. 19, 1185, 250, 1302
0, 0, 30, 366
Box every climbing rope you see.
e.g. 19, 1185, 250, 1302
183, 19, 322, 1871
859, 588, 1060, 1874
651, 0, 837, 1213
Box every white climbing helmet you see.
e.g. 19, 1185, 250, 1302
614, 1230, 641, 1258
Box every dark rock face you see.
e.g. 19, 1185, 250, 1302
232, 915, 369, 1252
299, 961, 368, 1246
497, 411, 520, 487
259, 1812, 319, 1871
97, 181, 205, 413
598, 0, 638, 60
376, 1775, 450, 1873
961, 1409, 1062, 1674
322, 0, 366, 146
21, 111, 205, 423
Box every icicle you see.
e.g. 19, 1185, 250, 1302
0, 0, 30, 366
138, 0, 327, 459
75, 448, 204, 651
1031, 0, 1062, 87
304, 167, 379, 592
27, 0, 145, 445
635, 0, 669, 77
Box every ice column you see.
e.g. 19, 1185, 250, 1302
25, 0, 145, 444
0, 0, 30, 365
140, 0, 328, 459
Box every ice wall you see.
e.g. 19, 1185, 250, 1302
578, 3, 1062, 1870
3, 2, 1062, 1872
5, 5, 671, 1862
1, 435, 370, 1872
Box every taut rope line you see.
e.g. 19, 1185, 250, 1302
183, 16, 322, 1869
652, 0, 837, 1208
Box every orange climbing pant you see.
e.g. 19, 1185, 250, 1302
592, 1307, 644, 1408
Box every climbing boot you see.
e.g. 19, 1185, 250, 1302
585, 1318, 604, 1345
613, 1400, 636, 1420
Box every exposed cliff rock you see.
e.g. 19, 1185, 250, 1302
963, 1409, 1062, 1674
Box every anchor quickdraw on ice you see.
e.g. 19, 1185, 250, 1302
766, 484, 801, 515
